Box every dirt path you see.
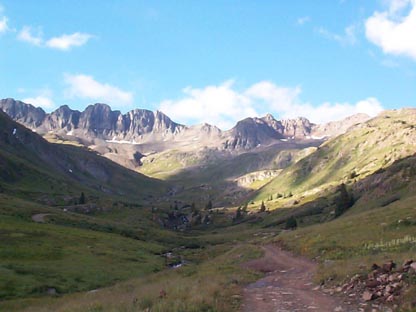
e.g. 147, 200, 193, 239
31, 213, 51, 223
242, 245, 353, 312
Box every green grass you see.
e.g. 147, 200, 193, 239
277, 195, 416, 283
0, 214, 165, 300
0, 191, 270, 311
0, 243, 263, 312
253, 109, 416, 202
2, 108, 416, 310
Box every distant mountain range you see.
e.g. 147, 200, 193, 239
0, 98, 370, 151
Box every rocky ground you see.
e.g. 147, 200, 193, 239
242, 245, 416, 311
321, 259, 416, 311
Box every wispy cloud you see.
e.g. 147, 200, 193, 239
23, 88, 55, 110
316, 24, 358, 46
365, 0, 416, 60
17, 26, 43, 45
64, 74, 133, 106
158, 80, 383, 129
17, 25, 93, 50
296, 16, 311, 26
46, 32, 92, 50
0, 15, 8, 33
380, 58, 400, 68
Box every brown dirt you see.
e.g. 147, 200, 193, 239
31, 213, 51, 223
241, 245, 355, 312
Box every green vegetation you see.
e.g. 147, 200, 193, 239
253, 109, 416, 204
0, 214, 164, 300
278, 194, 416, 286
1, 109, 416, 310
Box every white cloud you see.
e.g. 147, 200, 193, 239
23, 96, 55, 110
159, 80, 257, 130
281, 98, 384, 123
245, 81, 301, 112
46, 32, 92, 50
17, 26, 43, 46
17, 26, 93, 50
0, 16, 8, 33
23, 89, 55, 110
158, 81, 384, 129
297, 16, 311, 25
64, 74, 133, 106
365, 0, 416, 59
316, 24, 358, 46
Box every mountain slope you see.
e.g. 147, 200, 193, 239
253, 108, 416, 202
0, 109, 167, 202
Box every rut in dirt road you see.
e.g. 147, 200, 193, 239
241, 245, 354, 312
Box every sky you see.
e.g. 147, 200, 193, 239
0, 0, 415, 130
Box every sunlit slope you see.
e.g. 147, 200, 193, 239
254, 108, 416, 201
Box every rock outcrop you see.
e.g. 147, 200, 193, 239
0, 98, 46, 128
0, 98, 370, 151
0, 99, 184, 141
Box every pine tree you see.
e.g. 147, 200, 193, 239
205, 200, 213, 210
235, 207, 242, 219
79, 192, 86, 205
259, 201, 266, 212
334, 183, 354, 217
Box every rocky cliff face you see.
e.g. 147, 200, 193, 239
222, 115, 316, 150
223, 117, 284, 150
0, 98, 369, 151
0, 98, 46, 128
41, 105, 81, 132
0, 99, 184, 141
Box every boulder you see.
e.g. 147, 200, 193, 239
362, 290, 374, 301
382, 261, 396, 273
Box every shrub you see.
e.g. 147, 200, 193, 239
285, 216, 297, 230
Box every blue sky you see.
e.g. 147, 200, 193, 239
0, 0, 415, 129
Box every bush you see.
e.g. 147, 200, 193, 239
334, 183, 354, 217
285, 216, 297, 230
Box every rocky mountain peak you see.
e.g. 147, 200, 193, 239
0, 98, 376, 152
0, 98, 46, 128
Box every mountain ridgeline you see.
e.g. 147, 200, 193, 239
0, 98, 370, 150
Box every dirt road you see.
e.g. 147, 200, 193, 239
242, 245, 353, 312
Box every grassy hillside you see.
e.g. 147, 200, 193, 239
253, 109, 416, 203
2, 107, 416, 311
0, 110, 167, 203
0, 192, 273, 311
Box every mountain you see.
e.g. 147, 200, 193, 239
0, 98, 46, 128
311, 113, 371, 138
0, 108, 166, 203
222, 115, 316, 150
0, 99, 184, 142
253, 108, 416, 202
0, 98, 373, 205
0, 98, 367, 151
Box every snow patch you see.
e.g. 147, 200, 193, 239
311, 135, 328, 140
105, 139, 141, 145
